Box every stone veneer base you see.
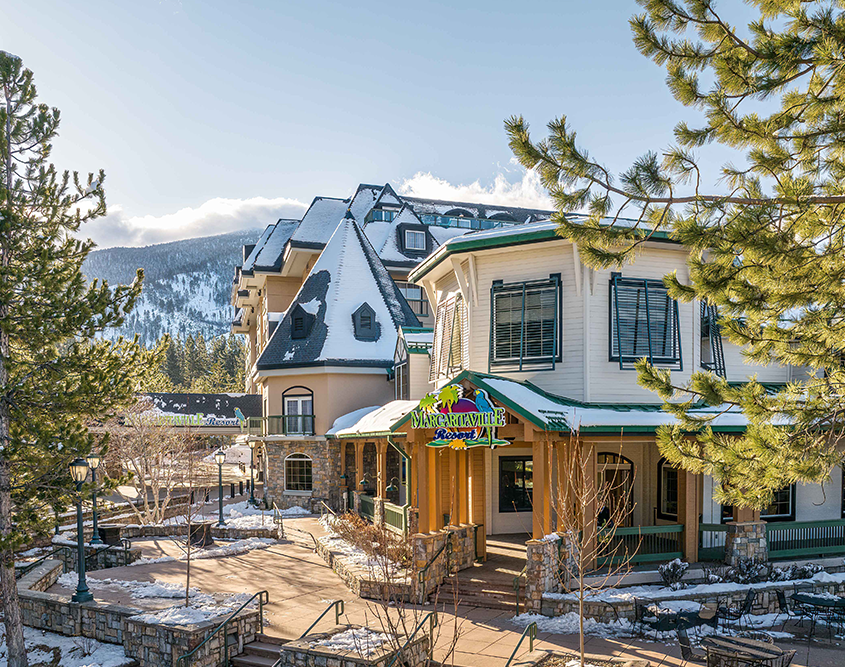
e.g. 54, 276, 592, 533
314, 535, 413, 601
278, 624, 429, 667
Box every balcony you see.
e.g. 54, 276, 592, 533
419, 214, 521, 230
241, 415, 316, 437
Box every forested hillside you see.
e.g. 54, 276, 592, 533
83, 229, 260, 346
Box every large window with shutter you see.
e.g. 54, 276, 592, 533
490, 277, 561, 371
609, 274, 682, 370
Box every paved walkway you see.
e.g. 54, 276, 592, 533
48, 518, 845, 667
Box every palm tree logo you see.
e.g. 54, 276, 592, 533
437, 385, 461, 413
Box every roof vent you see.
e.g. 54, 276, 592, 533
290, 304, 315, 340
352, 303, 379, 341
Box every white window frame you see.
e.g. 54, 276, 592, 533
284, 452, 313, 494
404, 230, 426, 251
284, 395, 313, 435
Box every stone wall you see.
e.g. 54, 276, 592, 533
524, 538, 563, 613
18, 558, 261, 667
539, 578, 845, 622
54, 544, 142, 573
118, 523, 281, 541
411, 524, 477, 599
315, 535, 413, 601
123, 609, 259, 667
264, 439, 342, 512
278, 624, 429, 667
725, 521, 768, 565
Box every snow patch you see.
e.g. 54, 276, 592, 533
311, 628, 394, 657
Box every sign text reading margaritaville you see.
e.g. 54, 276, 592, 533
411, 408, 506, 431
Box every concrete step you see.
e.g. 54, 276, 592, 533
255, 633, 289, 646
231, 654, 278, 667
450, 594, 520, 611
243, 642, 284, 659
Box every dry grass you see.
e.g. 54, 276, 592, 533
330, 512, 412, 568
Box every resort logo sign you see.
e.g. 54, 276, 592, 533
411, 385, 508, 449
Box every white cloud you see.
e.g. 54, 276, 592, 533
396, 164, 553, 210
86, 196, 308, 248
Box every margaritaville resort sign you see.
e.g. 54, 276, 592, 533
410, 384, 508, 449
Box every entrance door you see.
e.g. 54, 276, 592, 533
597, 453, 634, 527
490, 448, 535, 535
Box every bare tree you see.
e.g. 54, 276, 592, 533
105, 398, 194, 525
553, 436, 640, 667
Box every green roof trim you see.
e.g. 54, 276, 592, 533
409, 221, 678, 282
390, 369, 746, 435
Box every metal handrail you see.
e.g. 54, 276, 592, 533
513, 566, 527, 614
300, 599, 344, 638
271, 502, 286, 539
319, 500, 337, 518
385, 611, 438, 667
505, 622, 537, 667
176, 590, 269, 666
417, 533, 452, 604
15, 546, 73, 580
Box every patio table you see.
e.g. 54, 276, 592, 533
790, 591, 845, 634
701, 636, 784, 666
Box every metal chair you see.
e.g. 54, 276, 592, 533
633, 598, 659, 639
717, 589, 756, 633
774, 589, 803, 631
676, 626, 706, 663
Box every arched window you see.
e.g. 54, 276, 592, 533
657, 458, 678, 520
285, 453, 313, 492
281, 386, 314, 435
489, 212, 516, 222
597, 453, 635, 526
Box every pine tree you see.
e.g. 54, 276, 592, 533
162, 335, 184, 388
506, 0, 845, 509
0, 53, 146, 665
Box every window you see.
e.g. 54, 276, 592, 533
499, 457, 533, 513
762, 486, 794, 521
285, 453, 313, 492
353, 303, 378, 341
404, 230, 426, 251
490, 277, 560, 370
700, 302, 726, 377
610, 274, 682, 370
282, 390, 314, 435
431, 294, 468, 380
597, 453, 634, 527
657, 458, 678, 520
396, 281, 429, 317
369, 209, 396, 222
395, 360, 409, 400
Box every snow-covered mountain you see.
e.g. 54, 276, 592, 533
84, 230, 260, 346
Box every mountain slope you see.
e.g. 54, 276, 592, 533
84, 229, 260, 346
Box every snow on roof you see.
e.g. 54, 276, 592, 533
257, 214, 421, 369
403, 330, 434, 346
427, 224, 472, 247
290, 197, 350, 246
268, 311, 286, 322
330, 401, 418, 437
401, 195, 552, 221
252, 219, 299, 272
241, 225, 275, 273
349, 184, 380, 221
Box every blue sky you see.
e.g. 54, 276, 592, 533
6, 0, 740, 247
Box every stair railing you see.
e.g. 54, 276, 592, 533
504, 622, 537, 667
385, 611, 438, 667
14, 546, 73, 580
176, 590, 269, 667
512, 565, 527, 614
416, 533, 452, 604
272, 502, 286, 539
300, 599, 344, 638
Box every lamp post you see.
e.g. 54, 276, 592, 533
248, 440, 257, 507
214, 450, 226, 526
87, 453, 102, 545
69, 458, 93, 603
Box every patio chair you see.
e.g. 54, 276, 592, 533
676, 626, 706, 663
633, 598, 659, 639
774, 590, 804, 631
717, 589, 756, 633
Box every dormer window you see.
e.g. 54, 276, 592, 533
404, 230, 426, 251
353, 303, 379, 341
369, 209, 397, 223
290, 303, 315, 340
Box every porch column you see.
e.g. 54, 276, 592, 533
376, 441, 387, 497
679, 470, 699, 563
532, 438, 551, 539
355, 441, 364, 490
582, 442, 598, 569
447, 449, 457, 524
340, 441, 347, 485
733, 506, 761, 522
428, 446, 443, 532
456, 450, 469, 525
555, 440, 573, 531
415, 442, 431, 533
469, 448, 487, 559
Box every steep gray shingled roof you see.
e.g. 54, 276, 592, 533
241, 225, 274, 275
251, 219, 299, 272
289, 196, 349, 246
257, 212, 420, 370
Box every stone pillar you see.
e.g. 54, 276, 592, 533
408, 506, 420, 536
352, 490, 362, 513
725, 521, 768, 565
373, 496, 385, 527
679, 470, 699, 563
524, 537, 561, 612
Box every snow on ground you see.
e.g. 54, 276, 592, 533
129, 537, 277, 567
543, 569, 845, 602
319, 516, 404, 575
56, 573, 211, 602
0, 626, 131, 667
312, 628, 393, 657
130, 593, 254, 627
161, 500, 310, 529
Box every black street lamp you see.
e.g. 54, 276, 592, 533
87, 453, 102, 545
248, 440, 257, 507
69, 458, 93, 603
214, 450, 226, 526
